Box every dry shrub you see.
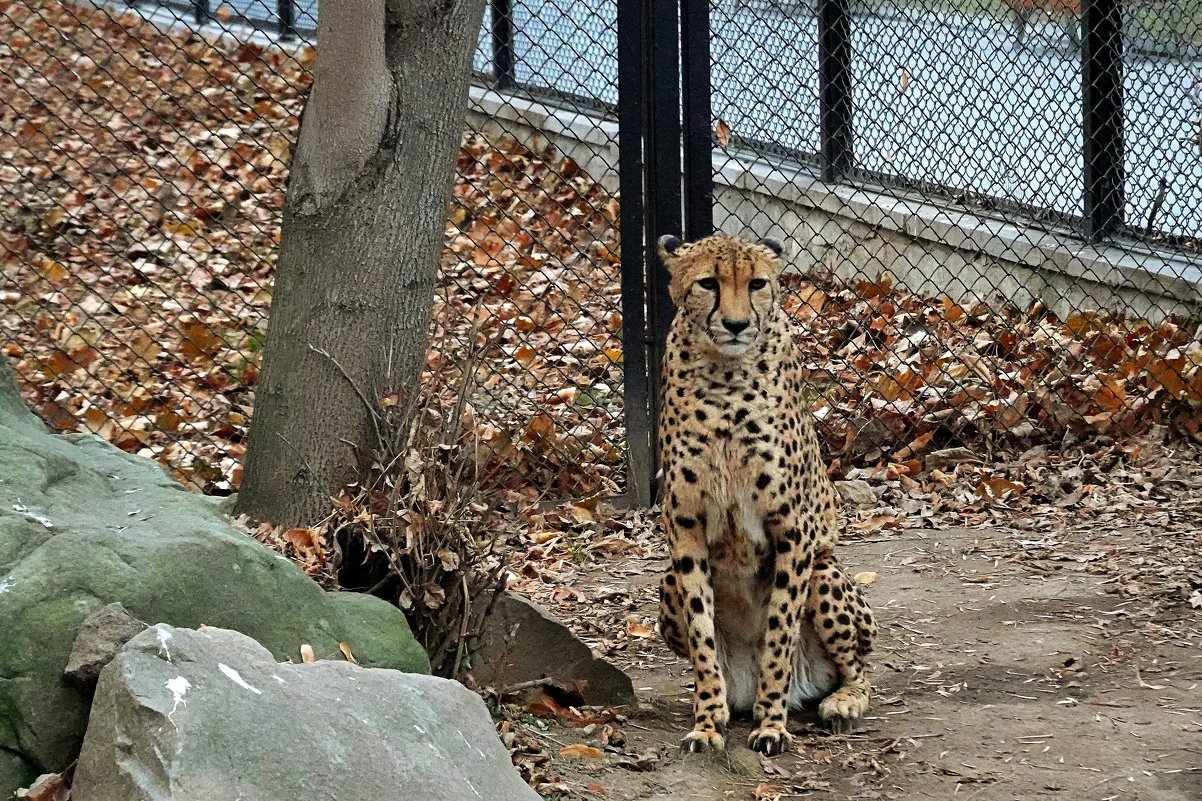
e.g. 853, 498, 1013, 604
328, 350, 507, 679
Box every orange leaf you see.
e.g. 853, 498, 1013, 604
976, 477, 1024, 500
626, 620, 653, 639
525, 413, 555, 440
714, 119, 732, 148
894, 431, 933, 461
942, 297, 967, 324
180, 319, 222, 360
514, 344, 536, 366
755, 784, 786, 801
155, 409, 182, 432
339, 642, 359, 665
282, 527, 324, 563
856, 274, 893, 300
559, 744, 604, 759
1148, 358, 1187, 397
37, 259, 68, 284
1063, 311, 1104, 338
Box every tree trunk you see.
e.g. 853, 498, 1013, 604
236, 0, 486, 527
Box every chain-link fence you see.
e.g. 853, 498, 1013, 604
2, 0, 1200, 503
0, 0, 625, 497
704, 0, 1202, 481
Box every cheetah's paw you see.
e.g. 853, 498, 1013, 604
818, 687, 869, 734
747, 723, 793, 756
680, 725, 727, 753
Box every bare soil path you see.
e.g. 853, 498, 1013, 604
515, 526, 1202, 800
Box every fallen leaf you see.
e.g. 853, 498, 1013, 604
714, 118, 732, 148
626, 620, 653, 638
853, 571, 877, 585
22, 772, 69, 801
559, 744, 605, 759
281, 527, 324, 561
300, 643, 315, 663
754, 784, 786, 801
338, 642, 359, 665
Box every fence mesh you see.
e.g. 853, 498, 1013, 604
2, 0, 1200, 503
713, 0, 1202, 474
0, 0, 625, 497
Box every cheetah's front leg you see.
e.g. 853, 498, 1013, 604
665, 512, 728, 752
748, 516, 814, 756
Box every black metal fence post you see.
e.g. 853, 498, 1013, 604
616, 0, 684, 504
617, 0, 654, 506
491, 0, 517, 90
644, 0, 682, 501
1081, 0, 1125, 240
681, 0, 713, 241
192, 0, 210, 25
277, 0, 296, 39
818, 0, 853, 182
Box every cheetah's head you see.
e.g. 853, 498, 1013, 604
657, 232, 785, 358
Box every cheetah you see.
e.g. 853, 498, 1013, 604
654, 232, 876, 756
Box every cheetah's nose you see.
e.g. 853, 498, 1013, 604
722, 319, 750, 334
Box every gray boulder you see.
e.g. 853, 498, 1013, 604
471, 591, 635, 705
73, 626, 538, 801
0, 363, 429, 796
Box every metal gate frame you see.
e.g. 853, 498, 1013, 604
616, 0, 1128, 506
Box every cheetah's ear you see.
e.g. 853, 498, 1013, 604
755, 237, 784, 258
657, 234, 685, 264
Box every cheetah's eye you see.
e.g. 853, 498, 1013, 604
697, 277, 719, 291
749, 278, 768, 290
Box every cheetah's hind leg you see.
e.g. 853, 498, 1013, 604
805, 550, 876, 734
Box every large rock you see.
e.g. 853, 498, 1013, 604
73, 626, 537, 801
471, 591, 635, 705
0, 364, 429, 796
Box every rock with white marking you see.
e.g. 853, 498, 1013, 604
73, 625, 539, 801
0, 362, 428, 797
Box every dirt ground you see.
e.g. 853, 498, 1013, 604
512, 524, 1202, 800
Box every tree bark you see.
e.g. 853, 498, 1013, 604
236, 0, 486, 527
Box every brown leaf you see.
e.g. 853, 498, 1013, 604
23, 773, 70, 801
179, 319, 222, 360
300, 643, 315, 663
338, 642, 359, 665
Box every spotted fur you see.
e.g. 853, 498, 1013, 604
654, 232, 876, 756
